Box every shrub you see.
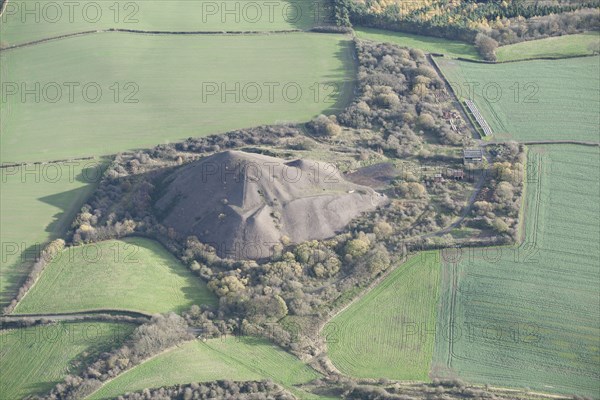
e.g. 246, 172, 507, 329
475, 33, 499, 61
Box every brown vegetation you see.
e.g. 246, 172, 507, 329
114, 380, 295, 400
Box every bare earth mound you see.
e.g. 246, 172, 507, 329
156, 151, 387, 259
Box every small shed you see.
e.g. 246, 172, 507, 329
446, 169, 465, 180
463, 148, 483, 164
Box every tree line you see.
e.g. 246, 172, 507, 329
330, 0, 599, 60
113, 380, 294, 400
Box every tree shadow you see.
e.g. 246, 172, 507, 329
1, 164, 104, 310
285, 0, 332, 30
14, 322, 135, 398
319, 38, 358, 116
121, 237, 218, 312
0, 249, 37, 307
39, 163, 106, 235
20, 380, 59, 399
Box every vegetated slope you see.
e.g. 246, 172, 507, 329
14, 237, 216, 314
355, 27, 480, 60
0, 32, 355, 163
88, 336, 321, 400
156, 151, 387, 259
0, 0, 326, 46
114, 381, 298, 400
435, 55, 600, 142
432, 145, 600, 398
325, 252, 441, 381
0, 322, 134, 399
496, 32, 600, 62
0, 161, 103, 308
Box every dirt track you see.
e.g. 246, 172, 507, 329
485, 140, 600, 146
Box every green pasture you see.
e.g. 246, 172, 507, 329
0, 32, 355, 163
89, 336, 321, 399
0, 161, 103, 307
355, 27, 481, 60
0, 0, 327, 46
496, 32, 600, 62
435, 55, 600, 142
0, 322, 134, 399
14, 237, 216, 315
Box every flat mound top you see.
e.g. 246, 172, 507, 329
156, 151, 387, 259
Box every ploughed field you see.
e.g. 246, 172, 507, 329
325, 252, 441, 381
432, 145, 600, 398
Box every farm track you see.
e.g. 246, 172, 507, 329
484, 140, 600, 146
0, 27, 307, 52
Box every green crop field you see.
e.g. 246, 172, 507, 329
0, 321, 134, 399
324, 252, 441, 381
14, 237, 216, 314
432, 145, 600, 398
435, 56, 600, 142
89, 336, 321, 400
355, 27, 481, 60
0, 161, 103, 307
0, 0, 327, 46
0, 32, 355, 163
496, 33, 600, 62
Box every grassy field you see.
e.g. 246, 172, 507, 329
496, 33, 600, 62
0, 321, 134, 399
0, 0, 327, 46
432, 145, 600, 398
0, 32, 355, 163
355, 27, 481, 60
0, 161, 103, 307
14, 237, 216, 314
324, 252, 441, 381
89, 336, 321, 400
435, 55, 600, 142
